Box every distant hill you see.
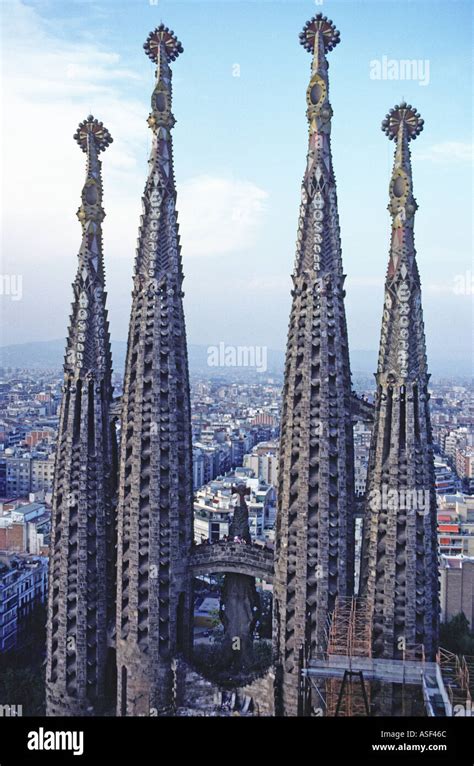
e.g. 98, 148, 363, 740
0, 339, 470, 379
0, 338, 129, 373
0, 340, 283, 376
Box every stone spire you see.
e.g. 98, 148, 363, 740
115, 25, 193, 716
46, 116, 116, 716
359, 104, 439, 661
273, 15, 355, 716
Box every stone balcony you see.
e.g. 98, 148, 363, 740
189, 541, 274, 582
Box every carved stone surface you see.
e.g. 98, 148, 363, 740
114, 25, 193, 716
273, 14, 355, 716
359, 104, 439, 662
46, 117, 117, 716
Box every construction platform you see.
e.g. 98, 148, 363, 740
299, 597, 472, 717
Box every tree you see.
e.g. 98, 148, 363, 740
440, 612, 474, 655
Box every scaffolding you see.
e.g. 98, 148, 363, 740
438, 648, 472, 713
301, 597, 452, 717
325, 597, 372, 716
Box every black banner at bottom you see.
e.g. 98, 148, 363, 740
0, 716, 472, 765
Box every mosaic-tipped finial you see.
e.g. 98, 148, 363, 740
382, 103, 424, 141
143, 23, 183, 62
73, 115, 113, 153
299, 13, 341, 54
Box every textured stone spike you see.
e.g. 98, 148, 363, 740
46, 118, 117, 716
115, 25, 193, 717
273, 16, 355, 717
358, 107, 439, 665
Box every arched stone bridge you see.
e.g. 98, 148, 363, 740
189, 541, 274, 582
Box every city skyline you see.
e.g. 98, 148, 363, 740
1, 0, 472, 376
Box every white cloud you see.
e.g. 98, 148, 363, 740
1, 2, 268, 272
1, 1, 147, 269
0, 1, 269, 345
178, 175, 268, 257
418, 142, 473, 164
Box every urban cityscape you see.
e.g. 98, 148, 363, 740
0, 365, 473, 716
0, 1, 472, 758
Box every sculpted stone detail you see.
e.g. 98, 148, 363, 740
189, 542, 274, 581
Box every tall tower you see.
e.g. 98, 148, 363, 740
273, 14, 355, 716
115, 25, 193, 716
46, 117, 116, 716
359, 104, 439, 661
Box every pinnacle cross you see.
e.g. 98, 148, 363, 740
144, 24, 183, 132
73, 115, 112, 229
66, 116, 113, 378
73, 116, 113, 229
132, 25, 184, 283
377, 102, 428, 381
299, 14, 340, 135
382, 102, 424, 229
292, 13, 343, 278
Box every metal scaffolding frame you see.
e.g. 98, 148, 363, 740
438, 648, 473, 713
300, 597, 457, 717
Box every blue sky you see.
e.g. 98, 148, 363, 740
1, 0, 472, 373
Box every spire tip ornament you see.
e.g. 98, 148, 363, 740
73, 115, 113, 153
144, 24, 183, 62
382, 103, 424, 141
300, 13, 341, 53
